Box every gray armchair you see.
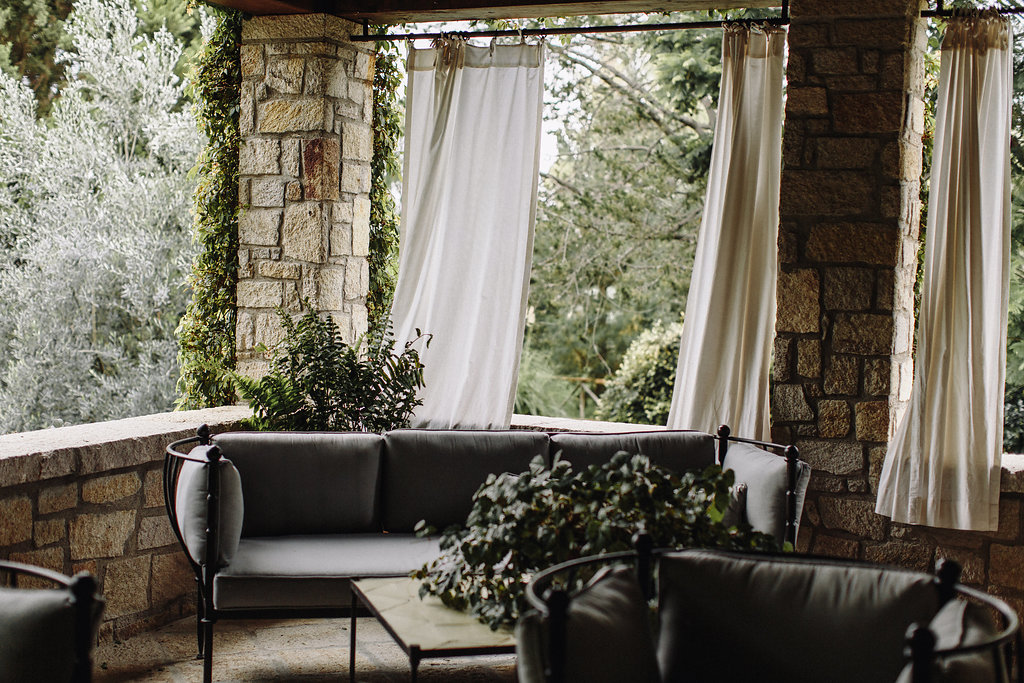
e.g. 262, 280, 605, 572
0, 561, 104, 683
518, 546, 1021, 683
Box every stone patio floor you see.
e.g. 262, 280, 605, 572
93, 616, 518, 682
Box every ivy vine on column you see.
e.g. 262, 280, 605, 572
175, 6, 242, 409
368, 34, 402, 334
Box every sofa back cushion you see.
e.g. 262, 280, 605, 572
213, 432, 383, 537
382, 429, 549, 532
721, 441, 811, 542
549, 430, 715, 473
657, 550, 941, 683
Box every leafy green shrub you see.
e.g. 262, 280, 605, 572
414, 452, 776, 629
595, 319, 683, 425
234, 306, 429, 432
1005, 384, 1024, 454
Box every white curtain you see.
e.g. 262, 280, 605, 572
876, 14, 1012, 532
666, 26, 786, 441
390, 38, 545, 429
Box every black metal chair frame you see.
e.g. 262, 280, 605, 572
524, 541, 1023, 683
164, 426, 369, 683
0, 560, 102, 683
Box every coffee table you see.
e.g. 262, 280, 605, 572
349, 577, 516, 682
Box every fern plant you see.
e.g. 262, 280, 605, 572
235, 305, 429, 432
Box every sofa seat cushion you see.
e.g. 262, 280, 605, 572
549, 430, 715, 473
658, 550, 941, 683
213, 534, 441, 610
382, 429, 549, 532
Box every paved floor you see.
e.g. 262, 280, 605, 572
93, 616, 518, 682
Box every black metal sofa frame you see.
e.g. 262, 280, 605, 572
164, 423, 809, 682
521, 541, 1023, 683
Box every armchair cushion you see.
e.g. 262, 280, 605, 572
516, 566, 659, 683
0, 587, 80, 682
657, 551, 941, 683
175, 447, 244, 567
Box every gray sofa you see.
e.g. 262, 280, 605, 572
164, 425, 810, 682
517, 548, 1020, 683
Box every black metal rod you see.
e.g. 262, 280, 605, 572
350, 15, 789, 42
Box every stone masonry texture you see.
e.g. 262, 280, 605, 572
236, 15, 373, 379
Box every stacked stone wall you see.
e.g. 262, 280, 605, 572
236, 15, 374, 378
778, 0, 1024, 619
0, 407, 247, 642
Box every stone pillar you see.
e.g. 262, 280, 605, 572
236, 15, 373, 377
774, 0, 927, 554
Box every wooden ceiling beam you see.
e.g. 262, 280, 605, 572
202, 0, 778, 23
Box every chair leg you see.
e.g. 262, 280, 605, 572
195, 583, 204, 659
202, 617, 214, 683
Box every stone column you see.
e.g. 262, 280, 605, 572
774, 0, 927, 554
235, 15, 373, 377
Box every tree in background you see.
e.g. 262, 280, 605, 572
519, 11, 769, 419
0, 0, 201, 432
595, 318, 682, 424
0, 0, 74, 113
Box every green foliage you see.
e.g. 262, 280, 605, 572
175, 7, 241, 409
235, 305, 429, 432
414, 452, 777, 629
595, 319, 683, 425
513, 339, 575, 417
0, 0, 200, 432
518, 13, 725, 407
368, 33, 402, 333
0, 0, 73, 113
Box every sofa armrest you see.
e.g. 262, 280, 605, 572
166, 440, 245, 569
717, 427, 810, 546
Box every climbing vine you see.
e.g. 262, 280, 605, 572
175, 6, 242, 409
368, 33, 403, 333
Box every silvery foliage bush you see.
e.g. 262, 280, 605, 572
0, 0, 202, 433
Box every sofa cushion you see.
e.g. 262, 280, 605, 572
720, 441, 810, 542
175, 446, 244, 567
381, 429, 548, 532
657, 550, 941, 683
516, 566, 659, 683
213, 534, 441, 610
213, 432, 383, 537
549, 430, 715, 473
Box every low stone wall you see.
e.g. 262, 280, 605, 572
796, 453, 1024, 619
0, 406, 248, 641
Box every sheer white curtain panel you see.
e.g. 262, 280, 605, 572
390, 38, 545, 429
876, 14, 1012, 531
666, 26, 786, 441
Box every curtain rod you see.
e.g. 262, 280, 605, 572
922, 1, 1024, 17
349, 1, 789, 42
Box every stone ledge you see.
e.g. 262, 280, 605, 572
511, 414, 665, 433
0, 406, 250, 488
1002, 453, 1024, 494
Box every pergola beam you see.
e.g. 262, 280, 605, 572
203, 0, 778, 22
